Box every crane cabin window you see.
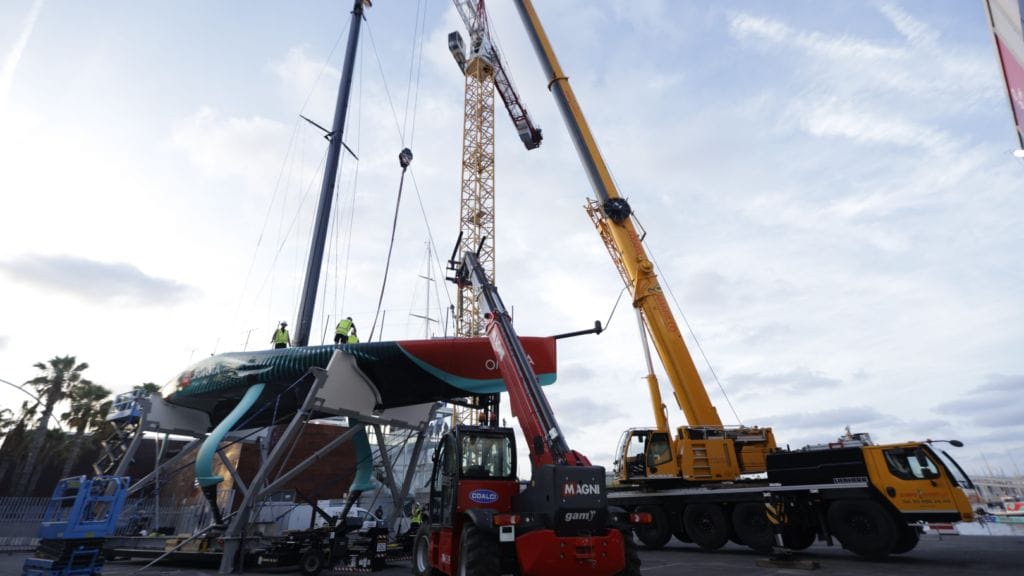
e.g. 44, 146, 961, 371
883, 447, 941, 481
461, 434, 513, 479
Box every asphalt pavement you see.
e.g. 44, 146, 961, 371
3, 534, 1021, 575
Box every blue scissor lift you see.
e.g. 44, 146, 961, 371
23, 476, 129, 576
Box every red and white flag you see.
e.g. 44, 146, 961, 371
985, 0, 1024, 148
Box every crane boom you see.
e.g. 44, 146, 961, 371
512, 0, 775, 486
451, 0, 542, 149
511, 0, 721, 428
456, 251, 588, 470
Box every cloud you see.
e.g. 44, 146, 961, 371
788, 97, 953, 152
729, 13, 792, 44
757, 405, 889, 430
934, 374, 1024, 429
0, 335, 8, 350
727, 5, 998, 153
0, 0, 44, 120
168, 107, 291, 184
0, 254, 197, 306
877, 2, 938, 47
726, 367, 843, 396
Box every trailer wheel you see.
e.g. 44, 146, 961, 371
616, 530, 642, 576
826, 500, 897, 559
890, 524, 920, 554
457, 522, 499, 576
634, 506, 671, 549
413, 523, 437, 576
731, 503, 774, 553
683, 503, 729, 551
299, 548, 325, 576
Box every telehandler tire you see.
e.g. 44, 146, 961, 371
616, 530, 642, 576
457, 522, 499, 576
413, 523, 438, 576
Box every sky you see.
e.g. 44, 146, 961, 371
0, 0, 1022, 479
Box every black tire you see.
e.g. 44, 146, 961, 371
782, 523, 818, 550
826, 500, 898, 559
413, 523, 437, 576
891, 524, 921, 554
670, 509, 691, 543
634, 506, 672, 549
683, 503, 730, 551
616, 530, 642, 576
731, 502, 775, 553
299, 548, 324, 576
457, 522, 499, 576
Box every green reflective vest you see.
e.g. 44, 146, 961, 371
273, 328, 290, 345
336, 318, 354, 335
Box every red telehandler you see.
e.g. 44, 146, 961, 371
412, 251, 643, 576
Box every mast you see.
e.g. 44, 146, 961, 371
294, 0, 367, 347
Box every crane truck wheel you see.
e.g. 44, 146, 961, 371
615, 530, 642, 576
826, 500, 898, 559
782, 523, 818, 551
683, 503, 730, 551
299, 548, 325, 576
730, 503, 774, 553
456, 522, 499, 576
634, 506, 672, 549
670, 510, 691, 543
413, 523, 437, 576
890, 524, 921, 554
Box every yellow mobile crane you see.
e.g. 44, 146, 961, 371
510, 3, 776, 487
511, 0, 976, 559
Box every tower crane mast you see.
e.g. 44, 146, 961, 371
449, 0, 541, 340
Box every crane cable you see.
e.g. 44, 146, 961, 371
362, 13, 455, 338
368, 151, 414, 342
598, 144, 745, 426
640, 223, 744, 427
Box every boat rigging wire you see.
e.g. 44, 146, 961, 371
229, 20, 350, 345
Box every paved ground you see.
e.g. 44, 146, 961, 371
3, 534, 1021, 575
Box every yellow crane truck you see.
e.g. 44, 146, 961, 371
510, 0, 976, 559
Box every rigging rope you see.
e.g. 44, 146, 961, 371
362, 15, 454, 334
368, 150, 414, 342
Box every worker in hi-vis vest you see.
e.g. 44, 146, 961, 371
334, 316, 355, 344
271, 321, 290, 349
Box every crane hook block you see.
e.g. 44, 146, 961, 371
602, 197, 632, 223
399, 148, 413, 168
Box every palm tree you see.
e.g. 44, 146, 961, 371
0, 400, 39, 490
133, 382, 161, 396
59, 381, 113, 479
13, 356, 90, 495
27, 428, 71, 494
